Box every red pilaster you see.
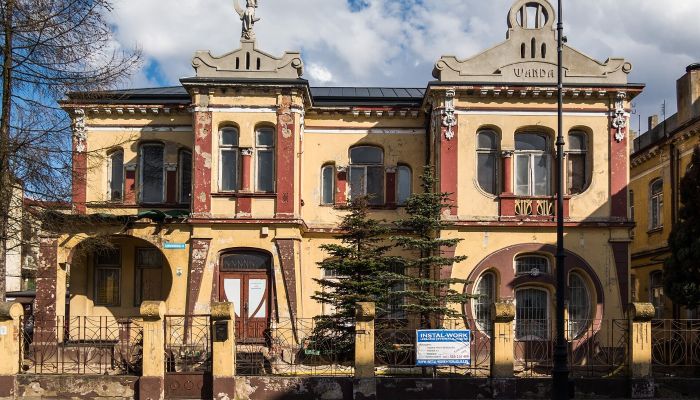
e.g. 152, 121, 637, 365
440, 124, 459, 215
193, 111, 213, 216
610, 115, 629, 219
386, 167, 397, 208
124, 166, 136, 205
276, 95, 296, 218
336, 167, 347, 205
72, 111, 87, 214
34, 236, 59, 342
240, 148, 253, 192
502, 151, 514, 195
186, 239, 211, 316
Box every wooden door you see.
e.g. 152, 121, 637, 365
219, 271, 269, 342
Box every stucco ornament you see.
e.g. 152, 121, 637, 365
612, 92, 627, 142
234, 0, 260, 40
73, 108, 87, 153
442, 89, 457, 140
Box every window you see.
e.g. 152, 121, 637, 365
140, 144, 165, 203
108, 150, 124, 202
396, 165, 412, 205
567, 131, 588, 194
94, 249, 121, 306
649, 271, 664, 319
630, 190, 635, 221
515, 288, 549, 340
473, 272, 495, 335
515, 255, 549, 276
568, 272, 591, 338
179, 150, 192, 204
349, 146, 384, 205
256, 127, 275, 192
321, 164, 335, 205
220, 127, 240, 192
386, 262, 406, 319
477, 130, 499, 195
514, 133, 551, 196
221, 250, 271, 271
134, 248, 163, 306
649, 179, 663, 230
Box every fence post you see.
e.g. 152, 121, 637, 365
211, 302, 236, 399
629, 302, 655, 399
139, 301, 167, 400
490, 301, 516, 399
0, 303, 22, 399
354, 302, 376, 400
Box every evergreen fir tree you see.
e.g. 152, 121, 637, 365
311, 196, 396, 352
664, 146, 700, 308
392, 166, 472, 327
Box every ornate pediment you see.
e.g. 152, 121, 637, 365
433, 0, 631, 85
191, 1, 304, 80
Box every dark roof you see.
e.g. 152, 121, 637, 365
65, 85, 427, 107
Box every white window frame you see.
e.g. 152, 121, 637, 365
178, 150, 192, 204
649, 179, 663, 230
473, 272, 496, 336
514, 133, 551, 196
219, 127, 241, 192
349, 146, 385, 205
567, 131, 589, 195
515, 254, 550, 276
255, 126, 276, 193
139, 143, 165, 204
107, 150, 124, 202
396, 165, 412, 205
567, 271, 591, 339
320, 164, 336, 205
515, 287, 550, 341
476, 130, 500, 196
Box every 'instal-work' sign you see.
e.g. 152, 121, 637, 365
416, 330, 471, 366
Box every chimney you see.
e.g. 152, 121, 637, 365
676, 63, 700, 124
648, 115, 659, 131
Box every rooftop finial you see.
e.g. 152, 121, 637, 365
233, 0, 260, 41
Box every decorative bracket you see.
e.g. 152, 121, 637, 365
442, 89, 457, 140
612, 92, 627, 142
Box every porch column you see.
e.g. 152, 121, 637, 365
211, 302, 236, 398
490, 301, 516, 398
139, 301, 167, 400
354, 302, 376, 400
629, 302, 655, 399
0, 302, 22, 398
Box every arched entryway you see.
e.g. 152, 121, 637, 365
217, 249, 272, 343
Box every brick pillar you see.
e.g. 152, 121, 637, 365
490, 301, 516, 399
0, 303, 22, 398
34, 236, 59, 342
336, 166, 348, 205
139, 301, 166, 400
211, 302, 236, 398
354, 302, 376, 400
193, 111, 213, 217
501, 150, 514, 195
72, 109, 87, 214
385, 166, 397, 208
629, 302, 655, 398
276, 95, 296, 218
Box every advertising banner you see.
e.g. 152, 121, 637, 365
415, 329, 471, 366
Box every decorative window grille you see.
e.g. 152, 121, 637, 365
473, 272, 495, 335
515, 255, 549, 276
515, 288, 549, 340
568, 272, 591, 338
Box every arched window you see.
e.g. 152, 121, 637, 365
321, 164, 336, 205
649, 271, 664, 319
396, 165, 412, 205
349, 146, 384, 205
567, 131, 588, 194
568, 272, 591, 337
477, 130, 500, 195
473, 272, 495, 335
649, 179, 663, 230
515, 288, 549, 340
514, 132, 551, 196
220, 127, 240, 192
179, 150, 192, 204
108, 150, 124, 202
256, 126, 275, 192
515, 255, 549, 276
140, 143, 165, 204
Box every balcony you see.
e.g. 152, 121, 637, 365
499, 194, 570, 220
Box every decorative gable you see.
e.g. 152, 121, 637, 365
433, 0, 632, 85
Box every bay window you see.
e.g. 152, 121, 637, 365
514, 133, 551, 196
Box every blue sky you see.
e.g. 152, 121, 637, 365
107, 0, 700, 134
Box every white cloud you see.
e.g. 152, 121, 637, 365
107, 0, 700, 124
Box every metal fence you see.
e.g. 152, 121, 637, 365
514, 319, 628, 378
236, 318, 355, 376
374, 318, 491, 377
651, 319, 700, 377
164, 315, 212, 374
20, 316, 143, 375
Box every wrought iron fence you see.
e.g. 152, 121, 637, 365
164, 315, 212, 374
514, 319, 628, 378
374, 319, 491, 377
236, 318, 355, 376
651, 319, 700, 377
20, 316, 143, 375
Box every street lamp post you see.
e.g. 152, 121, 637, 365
553, 0, 570, 399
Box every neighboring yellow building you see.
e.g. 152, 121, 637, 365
630, 64, 700, 319
34, 0, 643, 345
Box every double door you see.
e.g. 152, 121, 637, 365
219, 271, 269, 342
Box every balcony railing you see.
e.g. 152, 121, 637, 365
499, 195, 570, 220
